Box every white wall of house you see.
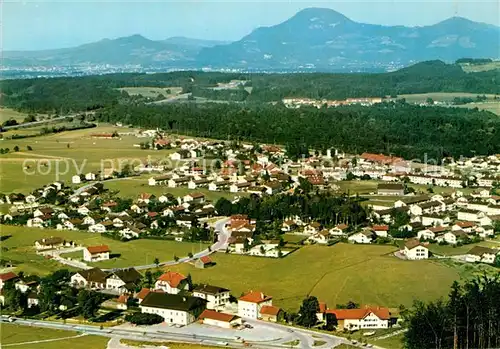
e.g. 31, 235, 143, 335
140, 305, 194, 325
238, 299, 272, 319
193, 291, 230, 310
83, 250, 109, 262
404, 246, 429, 260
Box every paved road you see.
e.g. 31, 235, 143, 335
110, 216, 230, 271
2, 112, 95, 130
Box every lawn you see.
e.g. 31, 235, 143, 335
0, 125, 174, 193
397, 92, 497, 103
370, 332, 406, 349
460, 61, 500, 73
0, 225, 208, 273
0, 323, 109, 348
120, 339, 224, 348
167, 243, 473, 312
0, 107, 30, 123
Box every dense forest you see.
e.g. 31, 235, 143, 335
404, 276, 500, 349
1, 61, 499, 113
96, 101, 500, 159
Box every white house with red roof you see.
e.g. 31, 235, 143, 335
84, 245, 110, 262
154, 271, 189, 294
237, 291, 273, 319
326, 306, 391, 331
371, 225, 389, 238
199, 309, 242, 329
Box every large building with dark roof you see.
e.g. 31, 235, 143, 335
140, 292, 206, 325
193, 284, 231, 311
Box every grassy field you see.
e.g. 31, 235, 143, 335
370, 332, 405, 349
0, 225, 208, 274
0, 125, 173, 193
104, 178, 240, 203
0, 107, 30, 123
0, 323, 109, 348
120, 339, 226, 348
335, 180, 474, 198
166, 243, 482, 312
460, 61, 500, 73
118, 86, 182, 98
397, 92, 498, 103
455, 102, 500, 115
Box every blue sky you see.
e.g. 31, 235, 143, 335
3, 0, 499, 51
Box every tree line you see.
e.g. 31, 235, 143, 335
1, 60, 498, 113
96, 101, 500, 159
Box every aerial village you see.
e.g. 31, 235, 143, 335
1, 130, 499, 338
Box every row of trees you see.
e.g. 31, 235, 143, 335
95, 101, 500, 159
404, 276, 500, 349
215, 191, 369, 228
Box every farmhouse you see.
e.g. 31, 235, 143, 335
140, 292, 206, 325
155, 271, 189, 294
183, 192, 205, 204
326, 306, 391, 331
192, 284, 230, 311
401, 239, 429, 260
238, 291, 273, 319
71, 268, 108, 289
84, 245, 110, 262
195, 256, 213, 269
377, 183, 404, 196
465, 246, 499, 264
371, 225, 389, 237
198, 309, 242, 329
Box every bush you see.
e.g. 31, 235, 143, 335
125, 312, 164, 325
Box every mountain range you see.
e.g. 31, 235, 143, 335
3, 8, 499, 71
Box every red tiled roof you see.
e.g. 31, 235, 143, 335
455, 221, 476, 228
86, 245, 110, 254
157, 271, 186, 288
239, 291, 272, 303
140, 193, 153, 200
147, 212, 159, 218
260, 305, 281, 316
326, 306, 391, 320
361, 153, 403, 165
136, 288, 151, 300
372, 225, 389, 231
200, 256, 212, 264
199, 309, 239, 322
187, 192, 205, 199
117, 295, 129, 304
0, 272, 17, 281
336, 224, 348, 230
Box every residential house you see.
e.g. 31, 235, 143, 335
138, 193, 155, 204
441, 230, 469, 245
71, 268, 108, 289
238, 291, 273, 319
329, 224, 349, 237
140, 292, 206, 325
402, 239, 429, 260
0, 272, 18, 290
281, 220, 298, 232
230, 182, 251, 193
377, 183, 404, 196
326, 306, 391, 331
308, 230, 330, 244
452, 221, 477, 233
27, 292, 39, 308
83, 245, 110, 262
263, 182, 282, 195
304, 222, 322, 235
88, 223, 107, 233
259, 305, 283, 322
198, 309, 242, 328
372, 225, 389, 238
192, 284, 231, 311
34, 237, 66, 250
194, 256, 213, 269
465, 246, 499, 264
183, 193, 205, 204
348, 231, 375, 244
106, 268, 142, 294
155, 271, 189, 294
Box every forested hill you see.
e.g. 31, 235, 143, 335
96, 102, 500, 160
1, 61, 499, 113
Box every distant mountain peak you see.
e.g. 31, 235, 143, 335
286, 7, 353, 26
